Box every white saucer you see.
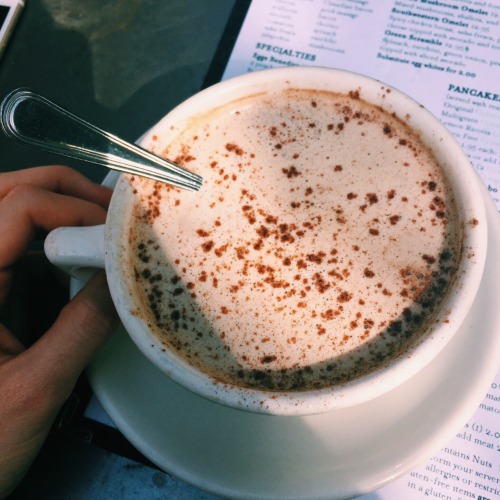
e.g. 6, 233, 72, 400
84, 179, 500, 500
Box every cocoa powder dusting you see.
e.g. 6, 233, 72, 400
130, 87, 461, 393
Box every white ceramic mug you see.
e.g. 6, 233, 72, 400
45, 67, 487, 415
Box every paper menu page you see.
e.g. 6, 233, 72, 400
362, 371, 500, 499
222, 0, 500, 209
222, 1, 500, 499
83, 372, 500, 499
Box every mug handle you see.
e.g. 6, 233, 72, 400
44, 225, 105, 283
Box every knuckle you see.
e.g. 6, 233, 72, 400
4, 184, 39, 202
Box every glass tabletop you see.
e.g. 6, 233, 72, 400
1, 1, 249, 498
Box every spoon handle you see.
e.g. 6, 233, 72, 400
0, 89, 202, 191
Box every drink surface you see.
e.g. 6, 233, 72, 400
128, 88, 460, 391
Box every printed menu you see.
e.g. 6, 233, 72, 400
223, 0, 500, 209
363, 379, 500, 499
222, 1, 500, 498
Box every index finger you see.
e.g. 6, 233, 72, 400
0, 185, 108, 306
0, 165, 112, 209
0, 185, 108, 267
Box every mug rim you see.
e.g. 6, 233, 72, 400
105, 66, 487, 415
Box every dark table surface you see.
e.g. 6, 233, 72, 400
0, 0, 248, 180
1, 1, 250, 498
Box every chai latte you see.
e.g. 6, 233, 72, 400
127, 88, 461, 391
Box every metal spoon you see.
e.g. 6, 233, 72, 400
0, 88, 202, 191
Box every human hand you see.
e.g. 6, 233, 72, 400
0, 166, 119, 497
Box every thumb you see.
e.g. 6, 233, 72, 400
20, 271, 119, 402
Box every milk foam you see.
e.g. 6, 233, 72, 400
128, 89, 460, 391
